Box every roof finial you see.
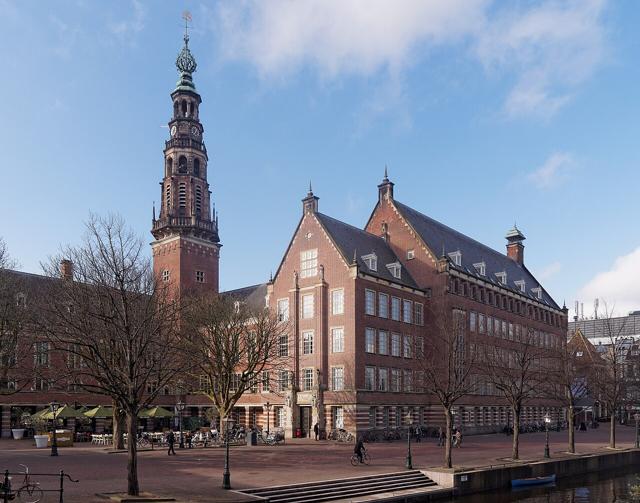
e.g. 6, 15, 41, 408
152, 201, 156, 221
175, 11, 197, 91
441, 243, 446, 259
269, 271, 273, 282
308, 180, 313, 196
383, 164, 389, 182
352, 248, 358, 265
182, 10, 192, 44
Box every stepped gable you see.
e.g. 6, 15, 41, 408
315, 212, 419, 290
393, 200, 560, 309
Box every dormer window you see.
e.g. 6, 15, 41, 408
531, 287, 542, 299
473, 262, 486, 276
362, 253, 377, 271
407, 249, 415, 260
514, 280, 526, 293
448, 251, 462, 266
386, 262, 402, 279
495, 271, 507, 285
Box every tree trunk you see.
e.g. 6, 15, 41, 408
444, 406, 452, 469
568, 405, 575, 454
126, 412, 139, 496
512, 405, 520, 460
610, 409, 616, 448
113, 405, 125, 450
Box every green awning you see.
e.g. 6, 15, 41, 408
41, 405, 84, 420
139, 406, 174, 418
84, 406, 114, 419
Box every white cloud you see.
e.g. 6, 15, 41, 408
108, 0, 145, 43
527, 152, 574, 190
211, 0, 607, 119
537, 261, 562, 281
577, 247, 640, 317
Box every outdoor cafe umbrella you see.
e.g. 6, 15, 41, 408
84, 406, 114, 419
41, 405, 84, 420
139, 406, 174, 418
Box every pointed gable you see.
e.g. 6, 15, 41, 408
392, 200, 560, 309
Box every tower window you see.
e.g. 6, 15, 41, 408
162, 269, 170, 282
166, 157, 173, 176
165, 184, 171, 211
195, 186, 202, 215
181, 100, 187, 116
194, 158, 200, 176
178, 156, 187, 174
178, 183, 186, 208
195, 271, 205, 283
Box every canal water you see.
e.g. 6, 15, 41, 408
449, 467, 640, 502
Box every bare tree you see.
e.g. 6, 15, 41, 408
591, 302, 628, 449
36, 215, 185, 496
482, 327, 552, 460
417, 300, 476, 468
551, 339, 591, 453
183, 293, 289, 432
0, 238, 34, 395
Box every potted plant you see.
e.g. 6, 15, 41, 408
11, 409, 28, 440
26, 414, 51, 448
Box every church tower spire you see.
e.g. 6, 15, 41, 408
151, 15, 221, 296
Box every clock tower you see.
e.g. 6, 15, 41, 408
151, 27, 220, 296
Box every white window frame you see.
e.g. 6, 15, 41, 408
515, 280, 526, 293
365, 366, 376, 391
331, 367, 344, 391
300, 249, 318, 278
403, 299, 413, 323
302, 368, 314, 391
378, 330, 389, 355
495, 271, 507, 284
302, 330, 314, 355
391, 333, 401, 357
362, 253, 377, 271
473, 261, 486, 276
331, 327, 344, 353
378, 293, 389, 318
333, 406, 344, 429
331, 289, 344, 315
407, 249, 415, 260
391, 297, 401, 321
365, 327, 376, 353
195, 270, 205, 283
378, 368, 388, 391
162, 269, 170, 282
403, 335, 412, 358
277, 298, 290, 322
390, 369, 401, 392
448, 250, 462, 266
302, 294, 314, 319
365, 289, 376, 316
414, 303, 423, 326
386, 262, 402, 279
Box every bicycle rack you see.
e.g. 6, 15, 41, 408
2, 469, 79, 503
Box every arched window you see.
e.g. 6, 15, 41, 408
181, 100, 187, 116
195, 186, 202, 215
178, 156, 187, 174
165, 184, 171, 211
194, 158, 200, 176
173, 102, 179, 118
166, 157, 173, 176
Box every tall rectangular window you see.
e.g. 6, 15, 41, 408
34, 342, 49, 367
365, 366, 376, 390
403, 370, 413, 392
378, 368, 388, 391
302, 331, 314, 355
277, 299, 289, 321
275, 407, 285, 427
195, 270, 205, 283
277, 370, 290, 391
369, 407, 377, 427
403, 335, 412, 358
365, 328, 376, 353
262, 371, 270, 392
378, 293, 389, 318
390, 369, 401, 392
331, 289, 344, 315
302, 294, 314, 319
278, 335, 289, 357
415, 336, 424, 358
488, 317, 494, 336
479, 314, 486, 334
391, 333, 401, 357
300, 249, 318, 278
333, 406, 344, 429
470, 311, 477, 332
403, 300, 413, 323
365, 289, 376, 315
502, 320, 507, 338
391, 297, 401, 321
162, 269, 170, 282
414, 303, 423, 325
378, 330, 389, 355
331, 367, 344, 391
331, 327, 344, 353
302, 368, 314, 391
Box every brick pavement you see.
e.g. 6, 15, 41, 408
1, 425, 637, 502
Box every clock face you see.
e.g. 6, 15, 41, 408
170, 125, 177, 137
191, 126, 199, 137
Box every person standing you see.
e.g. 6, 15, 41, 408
454, 429, 462, 448
437, 427, 444, 447
313, 423, 319, 441
167, 430, 176, 455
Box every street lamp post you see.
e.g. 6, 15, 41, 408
264, 402, 272, 435
222, 417, 234, 490
49, 401, 60, 457
176, 401, 185, 449
634, 413, 640, 449
406, 416, 413, 470
544, 413, 551, 459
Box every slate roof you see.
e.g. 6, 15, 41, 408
315, 212, 419, 290
223, 283, 268, 310
393, 201, 560, 309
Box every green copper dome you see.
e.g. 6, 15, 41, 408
175, 34, 197, 92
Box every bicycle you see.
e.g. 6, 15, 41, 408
15, 465, 44, 503
350, 450, 371, 466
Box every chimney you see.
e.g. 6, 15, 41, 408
302, 182, 319, 215
505, 224, 525, 265
378, 166, 394, 203
60, 259, 73, 280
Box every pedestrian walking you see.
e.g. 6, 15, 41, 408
437, 427, 444, 447
415, 425, 422, 443
454, 430, 462, 448
167, 430, 176, 455
313, 422, 319, 441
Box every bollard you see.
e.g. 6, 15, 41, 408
3, 469, 11, 503
59, 470, 64, 503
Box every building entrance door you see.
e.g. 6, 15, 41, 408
299, 406, 312, 438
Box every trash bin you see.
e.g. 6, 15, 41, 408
250, 430, 257, 446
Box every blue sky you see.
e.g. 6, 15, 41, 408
1, 0, 639, 318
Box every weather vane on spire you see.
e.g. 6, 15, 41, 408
182, 10, 192, 43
